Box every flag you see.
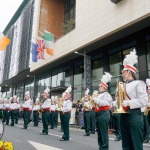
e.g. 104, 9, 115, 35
36, 39, 45, 59
44, 31, 54, 56
0, 32, 10, 50
32, 43, 38, 62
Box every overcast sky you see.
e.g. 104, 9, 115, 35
0, 0, 23, 32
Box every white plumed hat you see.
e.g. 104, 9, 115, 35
65, 85, 72, 97
62, 92, 66, 98
123, 49, 138, 73
99, 72, 112, 89
146, 79, 150, 90
84, 88, 90, 98
44, 87, 50, 95
25, 91, 30, 96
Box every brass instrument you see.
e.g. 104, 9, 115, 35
90, 94, 99, 110
38, 99, 44, 113
144, 95, 150, 116
81, 97, 92, 110
57, 98, 64, 111
113, 82, 127, 113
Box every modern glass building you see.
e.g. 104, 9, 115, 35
0, 0, 150, 102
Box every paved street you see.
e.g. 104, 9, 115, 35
2, 120, 150, 150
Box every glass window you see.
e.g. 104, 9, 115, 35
92, 59, 103, 81
57, 72, 64, 86
64, 69, 71, 86
45, 77, 50, 87
109, 52, 122, 77
147, 42, 150, 77
52, 75, 57, 87
39, 78, 45, 93
30, 82, 34, 99
73, 65, 84, 100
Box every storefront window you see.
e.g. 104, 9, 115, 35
52, 75, 57, 87
39, 78, 45, 93
57, 72, 64, 86
64, 69, 71, 86
73, 64, 84, 100
147, 42, 150, 77
92, 58, 103, 90
45, 77, 51, 87
109, 52, 122, 77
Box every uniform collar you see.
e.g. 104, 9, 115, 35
126, 79, 134, 84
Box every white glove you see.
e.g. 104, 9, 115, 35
112, 101, 118, 108
148, 103, 150, 107
122, 100, 130, 107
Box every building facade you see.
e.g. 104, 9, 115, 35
0, 0, 150, 101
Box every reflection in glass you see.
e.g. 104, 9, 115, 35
52, 75, 57, 87
73, 65, 84, 100
57, 72, 64, 86
109, 52, 122, 76
147, 42, 150, 76
45, 77, 50, 87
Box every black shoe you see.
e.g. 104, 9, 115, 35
59, 138, 69, 141
144, 140, 149, 143
50, 127, 54, 129
21, 127, 27, 129
83, 133, 90, 136
91, 132, 95, 134
40, 132, 48, 135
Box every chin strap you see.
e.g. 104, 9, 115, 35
124, 70, 130, 82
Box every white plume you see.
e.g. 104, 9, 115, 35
123, 49, 137, 66
66, 85, 72, 93
85, 88, 89, 95
101, 72, 112, 84
146, 79, 150, 86
55, 96, 58, 99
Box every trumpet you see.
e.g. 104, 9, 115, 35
113, 81, 127, 113
90, 95, 99, 110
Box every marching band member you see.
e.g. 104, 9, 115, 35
3, 98, 11, 125
15, 97, 21, 124
146, 79, 150, 126
10, 95, 18, 126
60, 85, 72, 141
120, 50, 148, 150
50, 96, 56, 129
93, 72, 113, 150
22, 91, 32, 129
82, 88, 92, 136
142, 78, 150, 143
54, 96, 59, 128
40, 87, 51, 135
33, 97, 40, 127
58, 95, 65, 132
